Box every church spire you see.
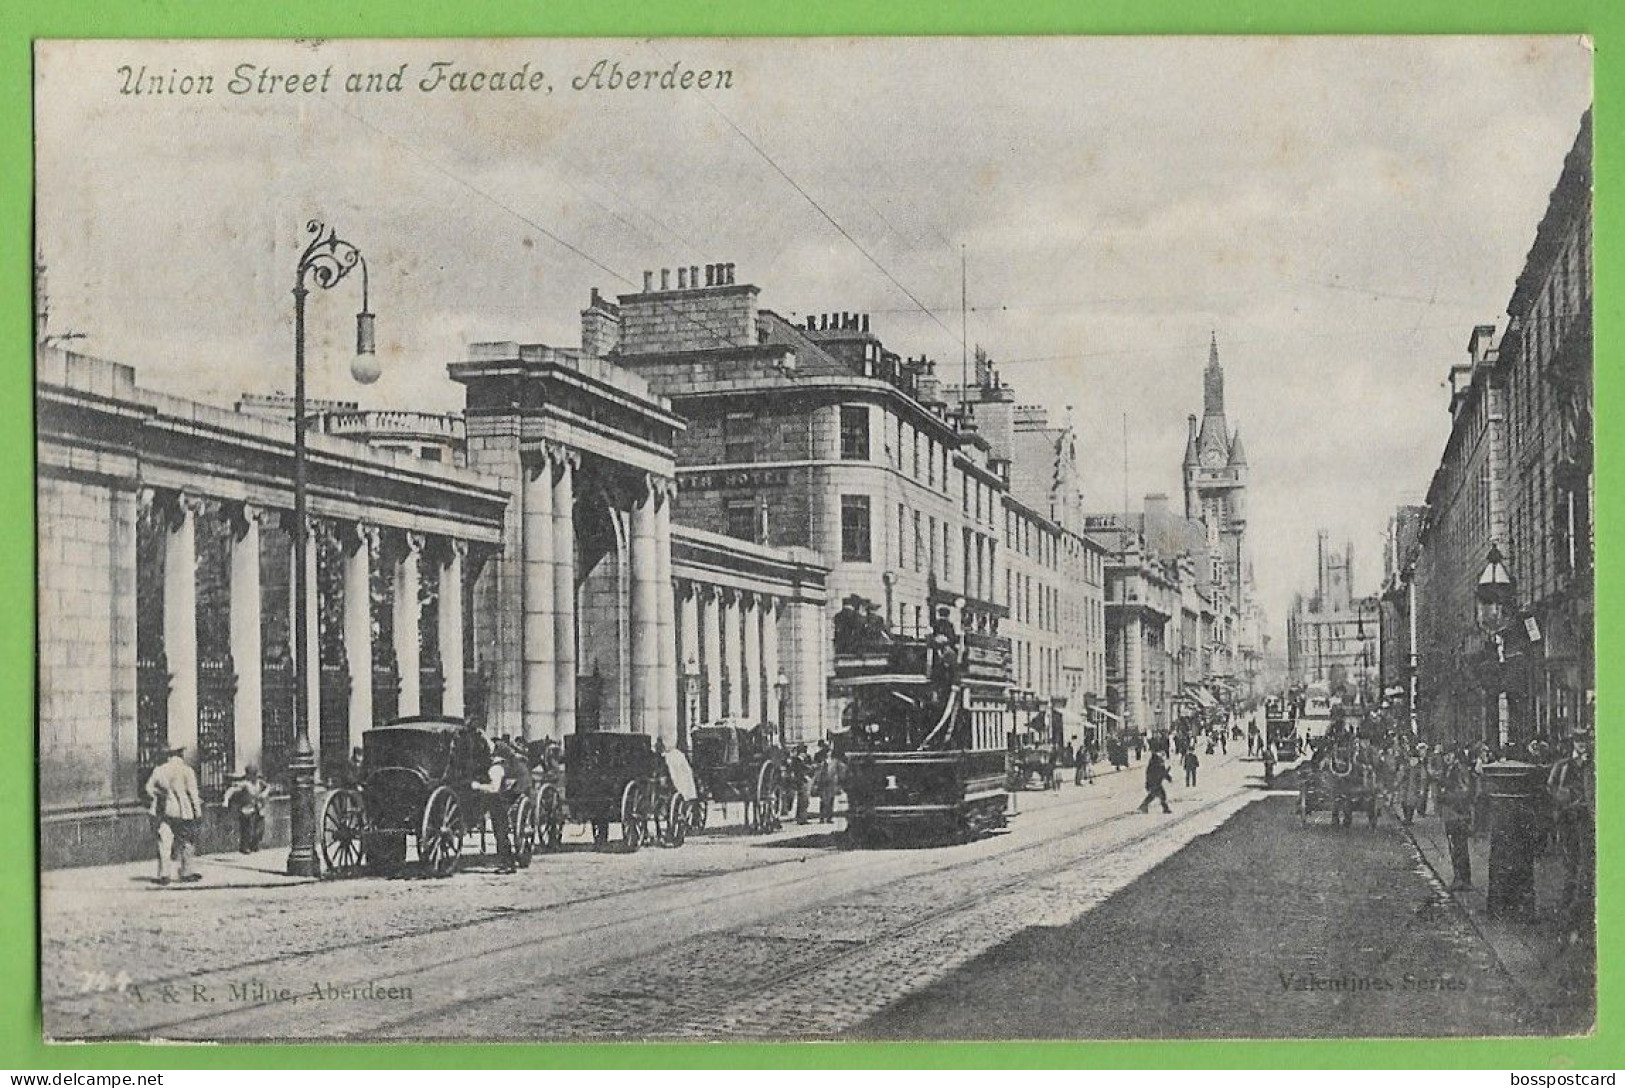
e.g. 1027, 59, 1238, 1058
1203, 330, 1224, 417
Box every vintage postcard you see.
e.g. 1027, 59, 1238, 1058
34, 36, 1594, 1042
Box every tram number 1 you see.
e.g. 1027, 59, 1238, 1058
884, 774, 900, 791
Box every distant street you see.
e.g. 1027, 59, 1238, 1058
42, 749, 1551, 1041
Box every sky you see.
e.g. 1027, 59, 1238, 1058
34, 36, 1592, 639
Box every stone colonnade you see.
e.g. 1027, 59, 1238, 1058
149, 488, 472, 782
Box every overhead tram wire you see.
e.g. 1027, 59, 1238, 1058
324, 100, 767, 357
654, 43, 968, 359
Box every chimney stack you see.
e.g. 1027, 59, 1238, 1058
704, 264, 716, 287
724, 263, 735, 284
643, 270, 653, 293
677, 267, 688, 289
689, 265, 700, 290
861, 314, 870, 333
660, 268, 671, 291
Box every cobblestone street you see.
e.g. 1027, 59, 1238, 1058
44, 749, 1582, 1042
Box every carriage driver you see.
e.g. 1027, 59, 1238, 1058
471, 741, 519, 874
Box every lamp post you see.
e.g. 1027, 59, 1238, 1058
774, 670, 790, 747
1475, 543, 1516, 749
287, 221, 377, 878
681, 654, 701, 752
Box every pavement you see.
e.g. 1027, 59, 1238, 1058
1403, 806, 1594, 1033
42, 750, 1259, 1041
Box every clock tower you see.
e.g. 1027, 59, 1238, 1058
1182, 333, 1251, 610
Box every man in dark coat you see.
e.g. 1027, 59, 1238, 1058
1137, 750, 1173, 814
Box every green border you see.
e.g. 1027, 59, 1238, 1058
2, 0, 1616, 1070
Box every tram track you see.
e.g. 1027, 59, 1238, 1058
358, 785, 1254, 1040
58, 768, 1253, 1040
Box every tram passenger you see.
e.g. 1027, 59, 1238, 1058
859, 602, 892, 649
833, 595, 865, 654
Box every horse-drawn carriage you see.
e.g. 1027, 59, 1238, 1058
687, 723, 785, 833
558, 731, 694, 851
318, 716, 538, 878
1299, 736, 1379, 828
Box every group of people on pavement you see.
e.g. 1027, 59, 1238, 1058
782, 742, 848, 824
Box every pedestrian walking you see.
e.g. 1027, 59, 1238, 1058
1262, 741, 1278, 788
1132, 735, 1145, 762
1182, 747, 1200, 787
812, 748, 846, 823
1393, 746, 1423, 825
1075, 741, 1095, 785
1137, 751, 1173, 814
1218, 729, 1227, 755
144, 744, 203, 885
1439, 748, 1476, 891
222, 766, 271, 853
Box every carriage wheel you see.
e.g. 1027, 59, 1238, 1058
535, 784, 565, 850
419, 786, 464, 877
318, 788, 367, 877
663, 794, 688, 847
620, 780, 646, 852
690, 796, 710, 832
755, 762, 783, 833
510, 793, 537, 869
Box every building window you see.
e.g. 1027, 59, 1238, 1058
898, 504, 907, 567
841, 495, 872, 563
927, 437, 937, 487
724, 411, 757, 463
913, 510, 924, 572
840, 405, 870, 461
725, 500, 760, 544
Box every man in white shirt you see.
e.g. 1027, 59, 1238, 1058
144, 745, 203, 885
470, 752, 516, 873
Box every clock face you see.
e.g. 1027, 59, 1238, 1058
1201, 447, 1224, 468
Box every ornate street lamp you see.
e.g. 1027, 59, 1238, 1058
288, 221, 377, 878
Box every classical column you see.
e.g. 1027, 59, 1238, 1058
762, 597, 781, 734
723, 589, 745, 719
228, 504, 264, 773
629, 476, 660, 734
742, 592, 763, 725
393, 531, 423, 718
161, 494, 199, 761
522, 453, 556, 740
342, 524, 374, 739
701, 586, 723, 722
440, 539, 466, 718
653, 481, 678, 746
552, 451, 577, 737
